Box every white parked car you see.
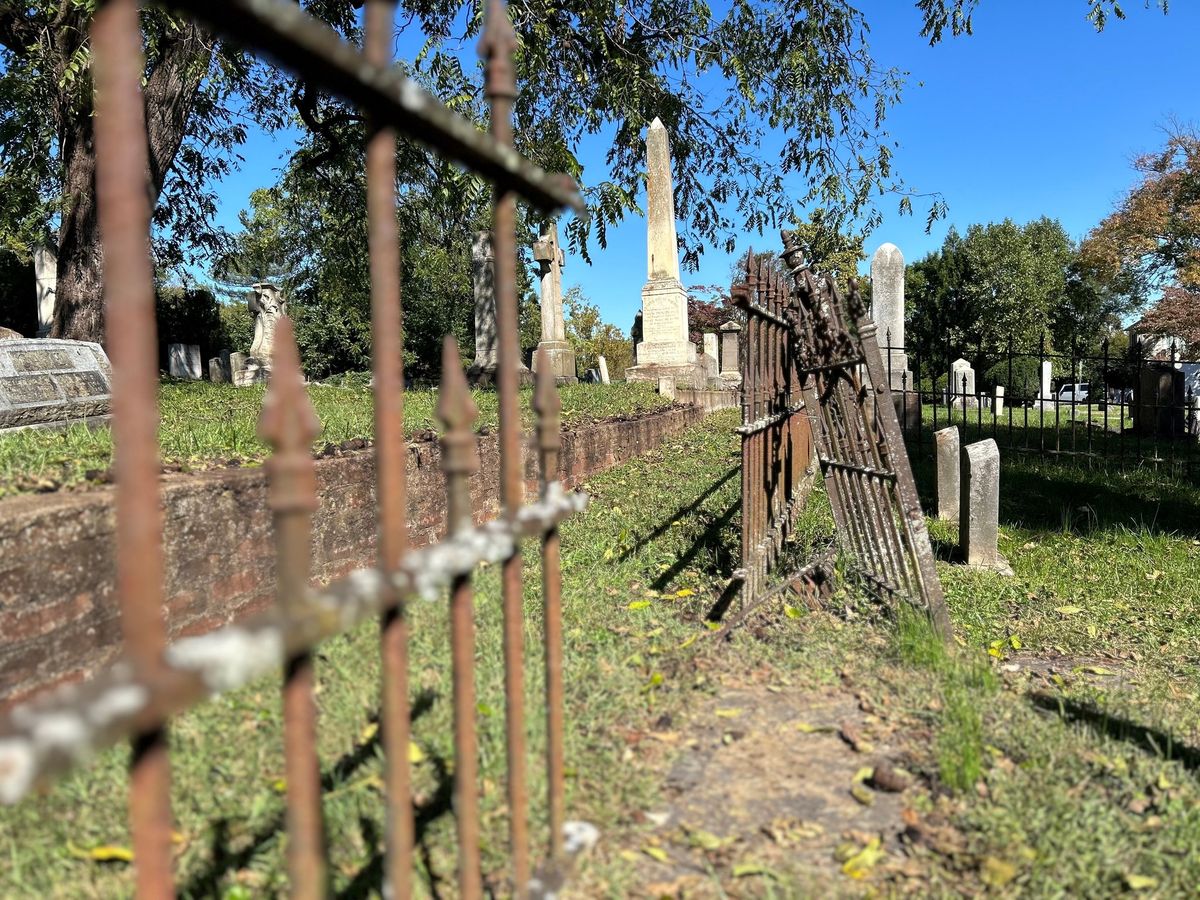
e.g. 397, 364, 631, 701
1056, 382, 1091, 403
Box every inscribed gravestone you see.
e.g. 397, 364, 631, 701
0, 339, 111, 432
168, 343, 202, 380
951, 358, 976, 397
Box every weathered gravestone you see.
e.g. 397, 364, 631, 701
230, 351, 249, 386
532, 222, 577, 383
993, 386, 1005, 416
870, 242, 909, 386
959, 438, 1011, 574
33, 242, 56, 338
702, 332, 720, 385
1134, 364, 1185, 438
934, 425, 960, 522
598, 355, 610, 384
168, 343, 202, 380
719, 319, 742, 387
467, 231, 531, 387
950, 358, 976, 405
209, 349, 232, 384
0, 339, 112, 432
1039, 360, 1053, 401
625, 118, 704, 389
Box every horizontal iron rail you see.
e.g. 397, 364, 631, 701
0, 484, 587, 805
732, 297, 790, 328
734, 403, 806, 436
161, 0, 583, 215
818, 457, 897, 482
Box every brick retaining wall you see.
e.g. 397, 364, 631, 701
0, 404, 706, 704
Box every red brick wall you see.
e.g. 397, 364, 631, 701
0, 405, 704, 704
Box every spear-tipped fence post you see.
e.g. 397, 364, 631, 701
437, 337, 483, 900
259, 317, 327, 899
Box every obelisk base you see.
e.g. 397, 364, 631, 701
532, 340, 577, 384
626, 361, 707, 391
468, 355, 532, 388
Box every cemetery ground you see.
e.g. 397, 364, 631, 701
0, 381, 671, 498
3, 410, 1200, 896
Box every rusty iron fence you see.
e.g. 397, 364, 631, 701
729, 254, 814, 603
732, 233, 951, 637
0, 0, 589, 896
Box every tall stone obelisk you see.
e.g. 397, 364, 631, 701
625, 117, 704, 389
531, 222, 577, 383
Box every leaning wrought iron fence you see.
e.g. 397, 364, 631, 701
0, 0, 588, 897
879, 330, 1200, 479
732, 236, 951, 637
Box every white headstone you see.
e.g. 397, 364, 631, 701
951, 358, 976, 397
469, 230, 498, 375
598, 355, 610, 384
994, 385, 1005, 416
870, 243, 908, 387
1040, 360, 1053, 400
658, 376, 676, 401
33, 242, 56, 338
168, 343, 202, 380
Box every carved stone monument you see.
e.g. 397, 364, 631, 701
235, 282, 287, 386
625, 118, 704, 389
0, 339, 112, 432
531, 222, 576, 383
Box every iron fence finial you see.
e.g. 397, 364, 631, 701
480, 0, 517, 101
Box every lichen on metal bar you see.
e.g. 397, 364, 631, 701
0, 484, 587, 804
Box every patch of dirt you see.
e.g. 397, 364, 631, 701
612, 681, 936, 897
998, 651, 1138, 691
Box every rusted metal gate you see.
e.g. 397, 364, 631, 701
733, 235, 951, 638
0, 0, 586, 897
780, 232, 951, 638
730, 255, 814, 603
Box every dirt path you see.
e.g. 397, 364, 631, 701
602, 672, 936, 897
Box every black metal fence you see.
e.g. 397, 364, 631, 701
880, 332, 1200, 479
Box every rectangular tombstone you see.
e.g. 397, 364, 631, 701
598, 355, 610, 384
0, 339, 112, 432
1134, 364, 1185, 438
658, 376, 676, 401
168, 343, 202, 380
951, 358, 976, 397
994, 385, 1005, 416
959, 438, 1004, 570
1040, 360, 1053, 400
209, 356, 231, 384
719, 320, 742, 385
934, 426, 959, 522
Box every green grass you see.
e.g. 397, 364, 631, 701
6, 401, 1200, 895
0, 381, 672, 497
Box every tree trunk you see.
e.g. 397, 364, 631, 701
51, 117, 106, 343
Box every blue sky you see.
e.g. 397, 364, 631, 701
211, 0, 1197, 334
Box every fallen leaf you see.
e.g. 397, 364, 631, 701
795, 722, 835, 734
1124, 873, 1158, 891
732, 862, 772, 878
715, 708, 743, 718
409, 741, 425, 764
627, 600, 651, 611
852, 766, 875, 784
67, 842, 133, 864
840, 837, 885, 879
850, 784, 875, 806
642, 845, 669, 863
981, 856, 1018, 887
1055, 606, 1084, 615
675, 588, 695, 598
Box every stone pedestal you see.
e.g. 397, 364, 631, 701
626, 280, 705, 388
532, 339, 577, 384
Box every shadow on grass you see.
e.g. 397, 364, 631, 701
182, 688, 441, 898
1030, 691, 1200, 772
908, 443, 1200, 539
650, 498, 740, 593
616, 466, 739, 565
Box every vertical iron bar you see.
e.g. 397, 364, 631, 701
533, 351, 566, 867
439, 338, 483, 899
259, 319, 327, 898
365, 1, 414, 894
91, 2, 175, 895
480, 2, 530, 888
